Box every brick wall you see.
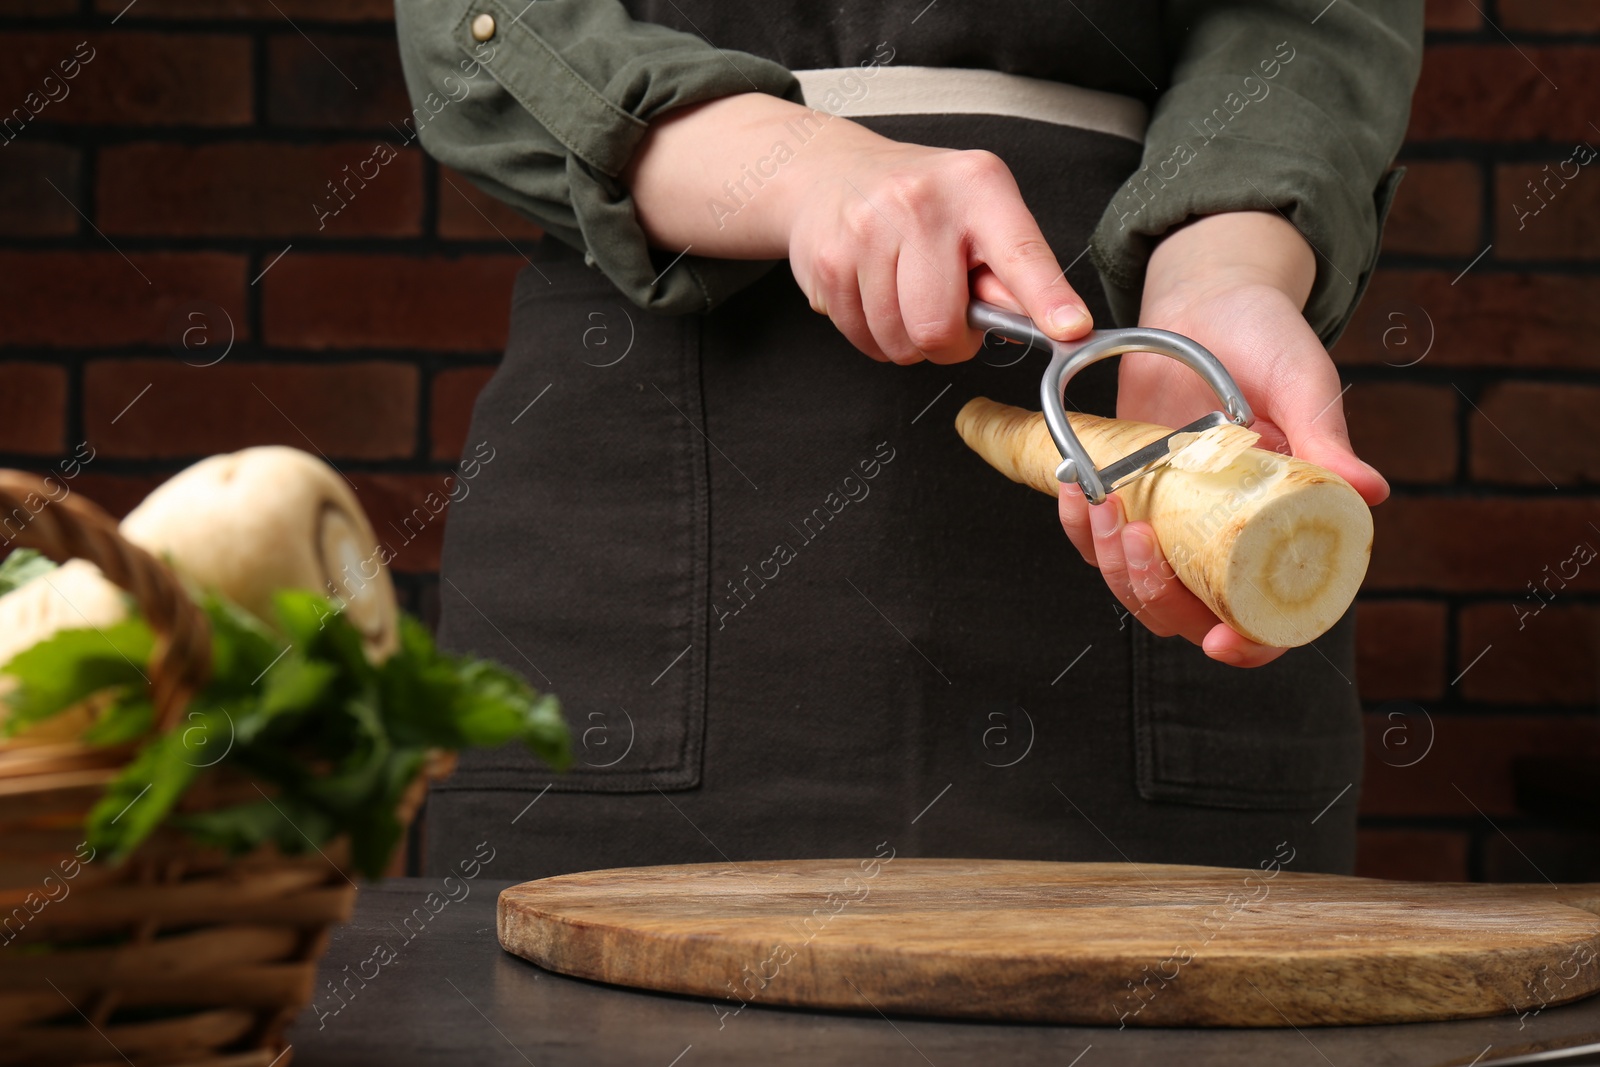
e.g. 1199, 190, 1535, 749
1336, 0, 1600, 881
1, 1, 1595, 881
0, 0, 543, 625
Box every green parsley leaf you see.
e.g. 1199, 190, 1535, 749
0, 548, 57, 596
6, 582, 569, 879
1, 619, 155, 734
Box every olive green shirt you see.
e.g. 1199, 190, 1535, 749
393, 0, 1421, 347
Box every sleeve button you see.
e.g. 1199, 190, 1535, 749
471, 13, 496, 41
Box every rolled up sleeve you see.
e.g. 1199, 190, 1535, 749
1087, 0, 1423, 347
394, 0, 804, 314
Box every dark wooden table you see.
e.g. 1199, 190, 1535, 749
285, 878, 1600, 1066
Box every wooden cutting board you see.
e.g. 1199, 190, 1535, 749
498, 859, 1600, 1027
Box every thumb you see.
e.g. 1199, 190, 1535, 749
1275, 378, 1389, 507
968, 200, 1092, 341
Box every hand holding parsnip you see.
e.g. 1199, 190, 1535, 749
1034, 211, 1386, 665
956, 398, 1372, 649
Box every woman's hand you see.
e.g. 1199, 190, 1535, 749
782, 139, 1093, 364
621, 92, 1093, 364
1056, 210, 1390, 668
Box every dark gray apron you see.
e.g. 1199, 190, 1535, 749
424, 101, 1365, 880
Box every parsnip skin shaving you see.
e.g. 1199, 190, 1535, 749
954, 398, 1372, 647
1165, 422, 1262, 474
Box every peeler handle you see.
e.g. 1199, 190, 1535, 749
967, 300, 1053, 352
965, 299, 1254, 505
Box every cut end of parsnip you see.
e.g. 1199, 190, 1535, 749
955, 396, 1373, 648
1214, 468, 1373, 646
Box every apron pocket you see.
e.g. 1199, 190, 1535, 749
1130, 610, 1363, 810
433, 255, 710, 793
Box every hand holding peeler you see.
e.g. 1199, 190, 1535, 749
966, 299, 1255, 506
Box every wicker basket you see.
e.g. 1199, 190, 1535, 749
0, 471, 454, 1067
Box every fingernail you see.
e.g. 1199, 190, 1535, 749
1088, 500, 1122, 539
1049, 305, 1089, 336
1124, 526, 1152, 570
1210, 648, 1244, 666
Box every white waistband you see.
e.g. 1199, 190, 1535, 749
792, 65, 1148, 145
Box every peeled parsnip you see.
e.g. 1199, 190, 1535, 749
955, 397, 1372, 647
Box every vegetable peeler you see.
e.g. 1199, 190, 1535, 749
966, 299, 1255, 506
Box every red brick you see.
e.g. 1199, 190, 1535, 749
1458, 603, 1598, 705
348, 473, 454, 573
93, 0, 391, 18
1354, 829, 1469, 881
0, 252, 247, 348
1380, 161, 1482, 258
263, 254, 520, 351
1425, 0, 1481, 29
1360, 713, 1600, 817
1356, 600, 1448, 701
437, 167, 546, 242
99, 142, 424, 238
1336, 272, 1600, 369
0, 34, 251, 128
1470, 382, 1600, 486
0, 363, 66, 455
1366, 498, 1600, 593
1482, 829, 1600, 882
83, 360, 418, 460
1345, 382, 1457, 484
1495, 160, 1600, 260
267, 35, 411, 128
1500, 0, 1600, 32
1407, 46, 1600, 142
0, 142, 78, 236
430, 366, 496, 461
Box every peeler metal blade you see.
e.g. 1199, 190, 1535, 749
1096, 410, 1232, 493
